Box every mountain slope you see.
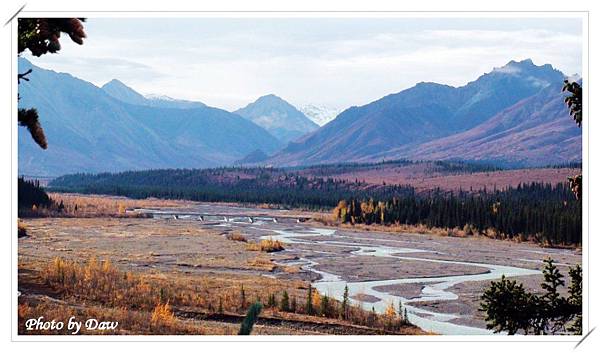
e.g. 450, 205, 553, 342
102, 79, 206, 109
18, 58, 282, 176
396, 82, 582, 167
234, 94, 319, 143
267, 59, 570, 166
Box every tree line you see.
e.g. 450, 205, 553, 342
333, 182, 581, 246
48, 168, 417, 210
18, 177, 52, 213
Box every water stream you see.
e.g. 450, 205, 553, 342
137, 207, 545, 335
258, 227, 540, 335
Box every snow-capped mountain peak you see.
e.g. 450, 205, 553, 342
299, 104, 344, 126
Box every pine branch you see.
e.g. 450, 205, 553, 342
18, 108, 47, 149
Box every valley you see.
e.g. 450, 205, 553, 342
18, 58, 581, 177
18, 197, 581, 335
14, 15, 586, 340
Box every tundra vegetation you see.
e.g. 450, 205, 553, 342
18, 255, 422, 335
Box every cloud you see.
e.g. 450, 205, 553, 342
24, 17, 583, 111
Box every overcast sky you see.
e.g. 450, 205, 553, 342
23, 17, 583, 111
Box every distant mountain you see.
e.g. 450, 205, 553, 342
299, 104, 344, 126
234, 149, 270, 165
102, 79, 206, 109
267, 59, 575, 167
18, 58, 282, 176
234, 94, 319, 143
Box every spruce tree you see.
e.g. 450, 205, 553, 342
240, 285, 246, 309
306, 283, 314, 315
320, 295, 330, 317
291, 296, 297, 313
567, 265, 582, 335
268, 293, 277, 308
342, 285, 349, 320
238, 302, 262, 335
481, 259, 582, 335
280, 291, 290, 312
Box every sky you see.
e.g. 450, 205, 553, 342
23, 16, 583, 111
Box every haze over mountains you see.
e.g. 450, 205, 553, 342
18, 58, 281, 176
18, 57, 581, 177
234, 94, 319, 144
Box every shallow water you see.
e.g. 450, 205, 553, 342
138, 208, 548, 335
257, 226, 539, 335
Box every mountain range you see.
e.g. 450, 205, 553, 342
266, 59, 581, 167
18, 57, 581, 176
18, 58, 282, 176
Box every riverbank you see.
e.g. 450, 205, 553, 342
18, 216, 425, 335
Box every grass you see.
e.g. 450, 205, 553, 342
19, 255, 425, 335
246, 237, 285, 252
35, 193, 186, 218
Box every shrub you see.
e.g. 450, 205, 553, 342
151, 302, 175, 325
18, 219, 28, 238
227, 231, 247, 242
246, 238, 285, 252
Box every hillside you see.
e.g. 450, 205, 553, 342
396, 82, 582, 167
266, 59, 577, 167
18, 58, 282, 176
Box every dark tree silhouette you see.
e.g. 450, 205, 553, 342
18, 18, 86, 149
563, 80, 582, 127
563, 80, 583, 200
480, 258, 582, 335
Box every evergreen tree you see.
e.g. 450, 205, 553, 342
320, 294, 330, 317
240, 285, 246, 309
18, 177, 52, 214
280, 291, 290, 312
291, 296, 297, 313
306, 284, 314, 315
481, 259, 582, 335
238, 302, 262, 335
341, 285, 349, 319
267, 293, 277, 308
567, 265, 582, 335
